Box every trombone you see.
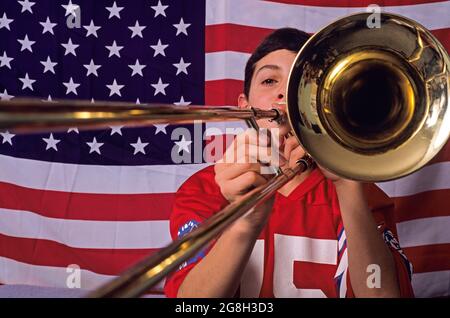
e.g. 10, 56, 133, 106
0, 12, 449, 297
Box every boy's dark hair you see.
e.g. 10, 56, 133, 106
244, 28, 310, 97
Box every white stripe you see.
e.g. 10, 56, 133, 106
396, 216, 450, 248
0, 285, 87, 298
205, 51, 250, 81
377, 162, 450, 197
338, 250, 348, 298
338, 230, 347, 251
0, 256, 165, 292
0, 154, 209, 194
205, 121, 247, 136
333, 247, 348, 298
206, 0, 450, 31
0, 285, 165, 298
335, 251, 348, 277
412, 270, 450, 297
275, 234, 338, 265
0, 208, 171, 249
340, 268, 348, 298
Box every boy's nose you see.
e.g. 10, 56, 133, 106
274, 94, 286, 111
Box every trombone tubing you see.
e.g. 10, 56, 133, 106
87, 162, 310, 298
0, 99, 281, 133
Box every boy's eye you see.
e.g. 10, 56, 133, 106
262, 78, 277, 85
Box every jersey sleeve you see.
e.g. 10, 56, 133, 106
164, 165, 228, 298
345, 184, 414, 298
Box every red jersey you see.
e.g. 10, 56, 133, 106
164, 166, 414, 298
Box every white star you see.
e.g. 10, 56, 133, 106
175, 135, 192, 154
129, 21, 146, 38
68, 127, 79, 133
154, 124, 168, 135
0, 13, 14, 30
0, 89, 14, 101
61, 38, 79, 56
62, 0, 80, 17
18, 35, 35, 52
40, 56, 57, 74
105, 40, 123, 58
86, 137, 104, 154
106, 1, 124, 19
173, 18, 190, 36
173, 57, 191, 75
130, 137, 149, 155
151, 0, 168, 18
151, 78, 169, 96
106, 79, 124, 97
150, 39, 168, 57
83, 59, 101, 77
63, 77, 80, 95
19, 73, 36, 91
0, 131, 15, 145
0, 52, 13, 69
83, 20, 101, 38
174, 96, 191, 106
40, 17, 57, 35
129, 59, 146, 77
43, 133, 61, 151
110, 126, 123, 136
18, 0, 36, 14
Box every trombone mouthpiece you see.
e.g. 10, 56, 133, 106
268, 108, 285, 125
269, 102, 287, 125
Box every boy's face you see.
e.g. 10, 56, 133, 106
238, 49, 297, 137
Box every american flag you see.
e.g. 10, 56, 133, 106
0, 0, 449, 298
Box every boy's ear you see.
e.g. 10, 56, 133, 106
238, 93, 249, 109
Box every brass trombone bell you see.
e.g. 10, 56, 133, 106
287, 12, 450, 182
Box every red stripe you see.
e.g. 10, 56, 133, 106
264, 0, 448, 7
431, 28, 450, 53
429, 139, 450, 165
205, 79, 243, 106
206, 24, 275, 53
0, 182, 174, 221
206, 25, 449, 54
393, 189, 450, 222
0, 233, 158, 276
403, 244, 450, 273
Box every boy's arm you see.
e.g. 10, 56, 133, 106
334, 180, 401, 297
176, 221, 262, 298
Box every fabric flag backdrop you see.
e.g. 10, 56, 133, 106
0, 0, 448, 298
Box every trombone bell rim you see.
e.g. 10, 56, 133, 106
286, 12, 450, 182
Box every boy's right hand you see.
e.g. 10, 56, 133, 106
214, 129, 286, 236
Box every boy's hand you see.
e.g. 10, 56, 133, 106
214, 129, 286, 235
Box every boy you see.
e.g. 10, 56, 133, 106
164, 28, 414, 298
